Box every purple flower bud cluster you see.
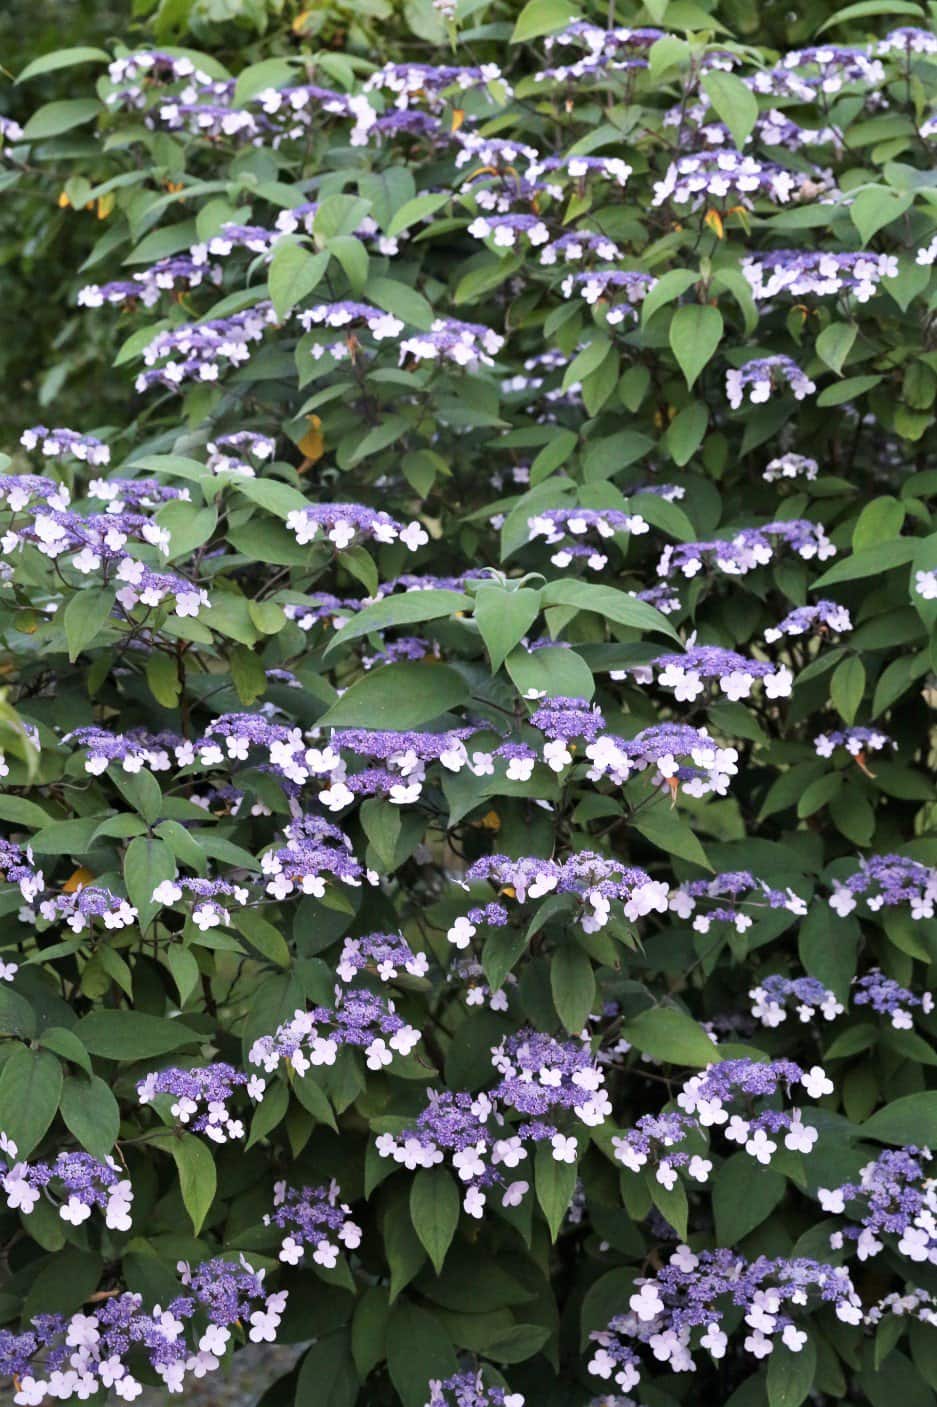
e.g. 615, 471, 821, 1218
743, 250, 897, 302
285, 503, 428, 552
248, 989, 420, 1077
558, 270, 654, 323
657, 519, 835, 580
669, 870, 807, 932
653, 151, 821, 208
265, 1179, 362, 1267
749, 974, 844, 1026
765, 600, 852, 642
763, 453, 819, 483
820, 1147, 937, 1263
87, 478, 189, 512
19, 426, 110, 466
466, 213, 552, 251
399, 317, 505, 367
0, 115, 24, 156
643, 644, 794, 703
526, 508, 650, 569
298, 300, 405, 349
0, 475, 70, 513
38, 885, 138, 935
536, 22, 662, 84
829, 854, 937, 919
0, 1134, 133, 1229
366, 60, 509, 105
538, 230, 623, 266
814, 726, 893, 761
375, 1089, 546, 1219
614, 1057, 829, 1175
0, 839, 43, 904
1, 504, 170, 572
588, 1247, 862, 1391
529, 695, 605, 744
260, 814, 377, 900
449, 852, 668, 944
853, 968, 934, 1029
205, 431, 276, 478
584, 725, 739, 799
915, 569, 937, 599
336, 932, 429, 983
78, 254, 222, 309
134, 303, 278, 392
491, 1029, 610, 1125
137, 1062, 260, 1142
726, 356, 817, 408
425, 1371, 524, 1407
751, 45, 885, 99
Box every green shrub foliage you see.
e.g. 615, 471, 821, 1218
3, 3, 937, 1405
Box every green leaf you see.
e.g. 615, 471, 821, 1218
366, 275, 434, 332
329, 235, 369, 294
666, 402, 709, 466
512, 0, 581, 41
850, 187, 913, 246
233, 57, 296, 105
352, 1288, 390, 1379
63, 589, 115, 662
151, 1131, 216, 1234
38, 1027, 91, 1074
816, 374, 883, 407
767, 1337, 817, 1407
818, 0, 922, 31
535, 1141, 578, 1240
60, 1075, 120, 1160
0, 1049, 62, 1157
17, 47, 109, 82
540, 580, 680, 641
642, 269, 699, 326
633, 806, 712, 869
296, 1331, 359, 1407
123, 835, 175, 930
811, 538, 917, 589
318, 663, 468, 729
669, 305, 723, 390
862, 1092, 937, 1145
714, 1153, 786, 1243
22, 99, 101, 140
410, 1168, 460, 1274
701, 71, 758, 149
0, 987, 38, 1040
230, 645, 267, 706
146, 652, 182, 708
620, 1006, 720, 1068
386, 1303, 456, 1407
853, 496, 905, 550
74, 1011, 201, 1059
323, 593, 467, 658
506, 645, 595, 701
816, 323, 857, 376
551, 945, 596, 1034
386, 192, 450, 239
268, 243, 329, 319
830, 656, 866, 725
474, 586, 541, 673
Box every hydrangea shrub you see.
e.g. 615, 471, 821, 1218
2, 3, 937, 1405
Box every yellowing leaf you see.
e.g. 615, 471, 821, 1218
704, 208, 724, 239
63, 867, 94, 894
297, 415, 325, 464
